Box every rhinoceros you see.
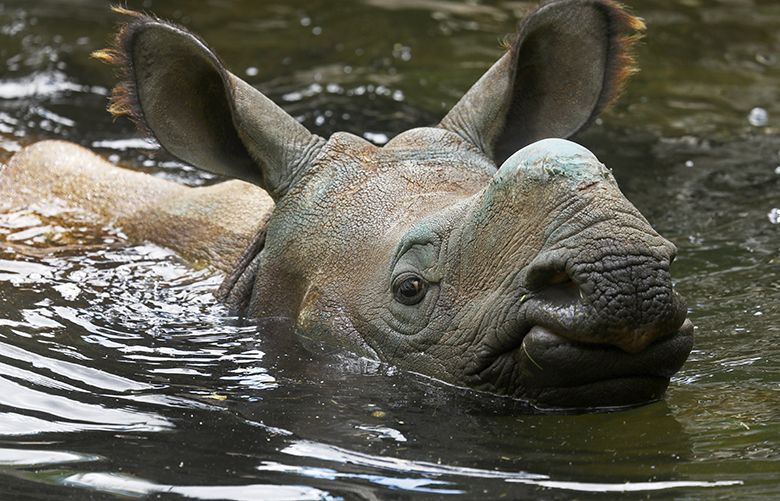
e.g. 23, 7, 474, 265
1, 0, 693, 410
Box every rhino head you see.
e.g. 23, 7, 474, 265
96, 0, 693, 409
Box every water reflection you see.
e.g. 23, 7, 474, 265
0, 448, 98, 466
62, 473, 337, 501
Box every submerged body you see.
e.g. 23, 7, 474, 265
0, 0, 693, 410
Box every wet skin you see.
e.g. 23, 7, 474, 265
1, 0, 693, 410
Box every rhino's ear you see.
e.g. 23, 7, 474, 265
94, 9, 324, 199
439, 0, 644, 165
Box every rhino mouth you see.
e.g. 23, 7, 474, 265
468, 319, 694, 411
518, 320, 693, 409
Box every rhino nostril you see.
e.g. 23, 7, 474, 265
527, 263, 575, 293
526, 266, 584, 307
546, 271, 571, 287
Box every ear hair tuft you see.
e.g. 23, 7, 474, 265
110, 5, 144, 17
594, 0, 645, 111
106, 84, 135, 117
92, 7, 168, 135
499, 35, 514, 51
502, 0, 645, 115
90, 49, 119, 64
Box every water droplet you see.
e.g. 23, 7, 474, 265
755, 53, 774, 65
392, 43, 412, 62
748, 107, 769, 127
363, 132, 389, 145
769, 208, 780, 224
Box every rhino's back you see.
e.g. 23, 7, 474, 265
1, 140, 275, 274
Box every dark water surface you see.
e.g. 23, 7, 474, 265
0, 0, 778, 499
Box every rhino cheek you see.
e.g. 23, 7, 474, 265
292, 257, 412, 361
295, 291, 381, 360
346, 271, 478, 383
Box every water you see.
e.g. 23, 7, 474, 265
0, 0, 778, 499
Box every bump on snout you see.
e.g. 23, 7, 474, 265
494, 138, 614, 191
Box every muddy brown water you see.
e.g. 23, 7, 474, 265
0, 0, 778, 499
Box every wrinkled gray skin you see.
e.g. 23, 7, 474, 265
4, 0, 694, 410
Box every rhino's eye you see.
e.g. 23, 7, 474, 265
393, 273, 429, 306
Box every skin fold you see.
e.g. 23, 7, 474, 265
0, 0, 693, 410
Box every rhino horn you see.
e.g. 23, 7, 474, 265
92, 8, 325, 199
439, 0, 645, 165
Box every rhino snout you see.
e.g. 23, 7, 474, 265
466, 238, 693, 409
524, 243, 689, 354
460, 139, 693, 409
487, 138, 689, 353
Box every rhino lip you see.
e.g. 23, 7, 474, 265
521, 319, 693, 383
469, 318, 694, 410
